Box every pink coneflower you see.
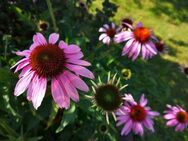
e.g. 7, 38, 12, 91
99, 23, 118, 45
115, 22, 158, 60
116, 94, 159, 136
11, 33, 94, 109
164, 105, 188, 132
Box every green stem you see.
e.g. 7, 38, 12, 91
46, 0, 58, 32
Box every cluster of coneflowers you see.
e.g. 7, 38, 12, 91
11, 17, 188, 137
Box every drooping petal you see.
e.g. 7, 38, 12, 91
14, 71, 34, 96
122, 39, 135, 56
121, 119, 133, 135
114, 31, 133, 43
11, 58, 29, 70
102, 36, 111, 45
143, 119, 154, 132
14, 59, 30, 73
99, 33, 107, 41
49, 33, 59, 44
141, 44, 147, 59
31, 76, 47, 109
116, 115, 130, 126
65, 71, 89, 92
132, 43, 141, 60
175, 124, 185, 132
134, 122, 144, 136
59, 73, 79, 102
65, 64, 94, 79
19, 65, 32, 78
166, 119, 178, 127
51, 76, 70, 109
145, 42, 157, 55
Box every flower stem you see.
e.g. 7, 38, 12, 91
46, 0, 58, 32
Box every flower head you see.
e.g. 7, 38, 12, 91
116, 94, 159, 136
99, 23, 118, 45
115, 22, 158, 60
89, 72, 128, 124
164, 105, 188, 132
37, 20, 49, 31
11, 33, 94, 109
121, 68, 132, 80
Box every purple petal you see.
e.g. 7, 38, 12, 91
65, 51, 84, 60
64, 44, 81, 54
132, 43, 141, 60
14, 71, 34, 96
35, 33, 47, 45
102, 36, 110, 45
114, 31, 133, 43
59, 73, 79, 102
51, 76, 70, 109
15, 50, 31, 57
49, 33, 59, 44
164, 113, 175, 120
99, 33, 107, 41
65, 64, 94, 79
11, 58, 29, 70
121, 119, 133, 135
31, 76, 47, 109
67, 59, 91, 66
59, 40, 68, 49
65, 71, 89, 92
143, 119, 154, 132
14, 60, 29, 73
175, 124, 185, 132
166, 119, 178, 127
145, 41, 157, 55
139, 94, 148, 107
136, 22, 143, 28
122, 39, 135, 56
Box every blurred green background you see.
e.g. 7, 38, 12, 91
0, 0, 188, 141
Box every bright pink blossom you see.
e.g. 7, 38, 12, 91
11, 33, 94, 109
115, 22, 158, 60
164, 105, 188, 132
116, 94, 159, 136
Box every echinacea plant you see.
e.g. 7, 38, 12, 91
11, 32, 94, 109
88, 72, 128, 124
116, 94, 159, 136
99, 23, 119, 45
115, 22, 158, 60
164, 105, 188, 132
